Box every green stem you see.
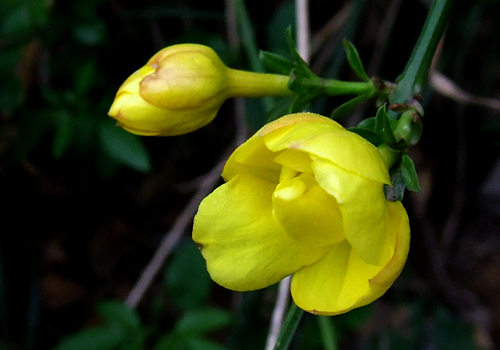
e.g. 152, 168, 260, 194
226, 69, 293, 98
318, 316, 338, 350
389, 0, 453, 114
273, 302, 304, 350
323, 80, 374, 96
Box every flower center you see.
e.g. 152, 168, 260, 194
271, 151, 346, 247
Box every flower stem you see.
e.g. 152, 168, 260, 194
389, 0, 453, 116
226, 69, 294, 98
323, 79, 375, 96
272, 302, 304, 350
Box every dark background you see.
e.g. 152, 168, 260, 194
1, 0, 500, 349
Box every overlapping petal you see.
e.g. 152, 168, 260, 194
222, 136, 281, 183
261, 115, 390, 184
311, 155, 393, 266
193, 174, 329, 291
290, 200, 410, 315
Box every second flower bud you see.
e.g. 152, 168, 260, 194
109, 44, 292, 136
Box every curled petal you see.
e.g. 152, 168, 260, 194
273, 181, 345, 247
261, 114, 390, 184
222, 136, 281, 183
290, 201, 410, 315
192, 174, 329, 291
312, 156, 393, 266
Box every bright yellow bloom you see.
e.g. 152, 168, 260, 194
193, 113, 410, 315
108, 44, 292, 136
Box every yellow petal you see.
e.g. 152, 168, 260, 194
290, 201, 409, 316
108, 91, 220, 136
117, 65, 156, 95
291, 240, 383, 315
273, 149, 313, 174
192, 174, 329, 291
222, 135, 281, 183
259, 113, 337, 136
273, 180, 346, 247
262, 118, 390, 184
368, 201, 410, 289
140, 49, 227, 110
311, 156, 393, 266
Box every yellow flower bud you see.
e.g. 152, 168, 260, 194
109, 44, 292, 136
192, 112, 411, 315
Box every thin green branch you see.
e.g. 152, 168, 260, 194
390, 0, 453, 110
272, 302, 304, 350
318, 316, 338, 350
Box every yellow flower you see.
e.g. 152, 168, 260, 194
108, 44, 292, 136
193, 113, 410, 315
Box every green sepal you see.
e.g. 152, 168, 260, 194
259, 50, 295, 75
384, 154, 420, 201
349, 127, 384, 147
330, 93, 372, 119
375, 104, 397, 144
349, 117, 383, 146
400, 154, 421, 192
343, 39, 370, 82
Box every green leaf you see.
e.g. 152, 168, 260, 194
259, 51, 295, 75
53, 326, 125, 350
400, 154, 420, 192
184, 337, 228, 350
375, 104, 397, 143
175, 307, 232, 335
330, 94, 371, 119
285, 27, 314, 79
356, 116, 376, 130
348, 127, 383, 147
153, 334, 182, 350
154, 335, 227, 350
343, 39, 370, 81
164, 241, 211, 310
98, 119, 152, 173
97, 301, 141, 332
349, 116, 384, 146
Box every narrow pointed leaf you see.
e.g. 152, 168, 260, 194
260, 51, 295, 75
343, 39, 370, 82
285, 27, 315, 78
330, 93, 371, 119
400, 154, 420, 192
375, 104, 397, 143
